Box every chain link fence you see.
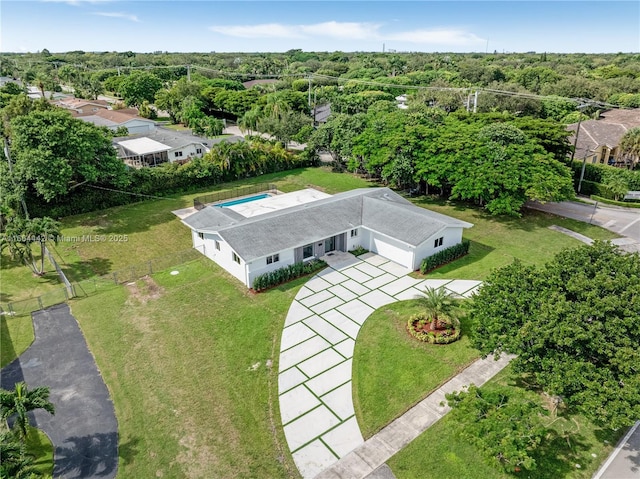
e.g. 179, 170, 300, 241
0, 248, 202, 317
193, 183, 278, 210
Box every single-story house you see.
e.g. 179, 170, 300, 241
114, 127, 244, 167
181, 187, 473, 288
54, 97, 110, 114
76, 108, 157, 135
242, 79, 279, 89
568, 108, 640, 168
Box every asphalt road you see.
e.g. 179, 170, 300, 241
527, 200, 640, 242
1, 304, 118, 479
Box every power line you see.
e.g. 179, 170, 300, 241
84, 184, 172, 201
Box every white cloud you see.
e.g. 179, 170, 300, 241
93, 11, 140, 22
388, 28, 485, 45
299, 21, 381, 40
210, 23, 304, 39
209, 21, 485, 46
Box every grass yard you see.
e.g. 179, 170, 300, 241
68, 258, 307, 478
410, 197, 619, 280
26, 427, 55, 478
0, 252, 62, 303
387, 366, 623, 479
353, 300, 480, 438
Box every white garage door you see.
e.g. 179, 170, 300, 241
371, 236, 412, 269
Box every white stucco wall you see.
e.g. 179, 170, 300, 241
412, 227, 465, 270
346, 228, 367, 252
246, 249, 297, 289
169, 143, 208, 162
122, 119, 156, 135
192, 230, 246, 285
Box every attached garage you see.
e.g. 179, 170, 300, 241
369, 232, 414, 272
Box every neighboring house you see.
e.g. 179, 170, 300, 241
312, 104, 331, 125
396, 95, 409, 109
26, 86, 71, 100
54, 97, 109, 114
182, 187, 473, 288
242, 79, 278, 89
568, 108, 640, 168
114, 127, 243, 167
76, 108, 156, 135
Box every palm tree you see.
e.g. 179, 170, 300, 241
416, 286, 461, 330
3, 216, 60, 276
0, 431, 39, 478
0, 382, 55, 440
618, 127, 640, 169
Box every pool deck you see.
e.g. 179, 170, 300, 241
222, 188, 331, 218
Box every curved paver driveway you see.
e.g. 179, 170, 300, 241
277, 253, 480, 478
1, 303, 118, 479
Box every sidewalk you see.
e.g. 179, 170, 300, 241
316, 353, 514, 479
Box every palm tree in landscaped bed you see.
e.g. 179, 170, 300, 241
417, 286, 461, 330
0, 382, 55, 441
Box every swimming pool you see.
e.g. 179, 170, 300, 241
214, 193, 270, 208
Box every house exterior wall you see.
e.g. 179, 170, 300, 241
123, 119, 156, 135
192, 230, 246, 284
412, 227, 465, 270
246, 249, 296, 289
169, 143, 207, 163
346, 227, 367, 252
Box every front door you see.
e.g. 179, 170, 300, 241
325, 236, 336, 253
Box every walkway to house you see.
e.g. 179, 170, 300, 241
278, 252, 488, 478
1, 303, 118, 479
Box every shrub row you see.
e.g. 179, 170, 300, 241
349, 246, 369, 257
591, 195, 640, 208
406, 313, 461, 344
252, 260, 326, 291
28, 141, 318, 218
420, 240, 470, 274
571, 161, 640, 189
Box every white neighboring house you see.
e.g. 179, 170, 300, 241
113, 128, 243, 168
181, 187, 473, 288
77, 109, 157, 135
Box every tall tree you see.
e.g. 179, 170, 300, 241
469, 242, 640, 429
119, 71, 163, 107
3, 216, 60, 275
8, 109, 128, 202
618, 127, 640, 169
0, 382, 55, 440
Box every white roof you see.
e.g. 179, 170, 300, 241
117, 137, 171, 155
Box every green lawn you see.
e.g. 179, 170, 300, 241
387, 366, 624, 479
69, 258, 305, 478
26, 427, 55, 478
409, 197, 619, 280
353, 300, 480, 438
0, 252, 61, 303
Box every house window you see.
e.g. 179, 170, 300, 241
215, 240, 220, 251
302, 243, 314, 259
232, 252, 240, 264
350, 229, 358, 237
434, 237, 444, 248
266, 254, 280, 265
174, 151, 183, 158
198, 232, 204, 240
196, 148, 202, 154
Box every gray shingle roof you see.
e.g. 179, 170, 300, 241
184, 188, 472, 262
181, 207, 245, 230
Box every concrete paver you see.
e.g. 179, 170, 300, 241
278, 253, 488, 479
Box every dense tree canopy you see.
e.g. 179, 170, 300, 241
469, 241, 640, 429
6, 109, 128, 202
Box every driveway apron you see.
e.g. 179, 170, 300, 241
1, 303, 118, 479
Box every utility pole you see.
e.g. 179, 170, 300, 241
473, 90, 478, 113
308, 75, 312, 110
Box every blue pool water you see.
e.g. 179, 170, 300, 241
215, 193, 270, 208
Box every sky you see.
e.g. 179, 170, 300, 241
1, 1, 639, 54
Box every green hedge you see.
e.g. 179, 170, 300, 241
420, 240, 470, 274
591, 195, 640, 209
252, 260, 326, 291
